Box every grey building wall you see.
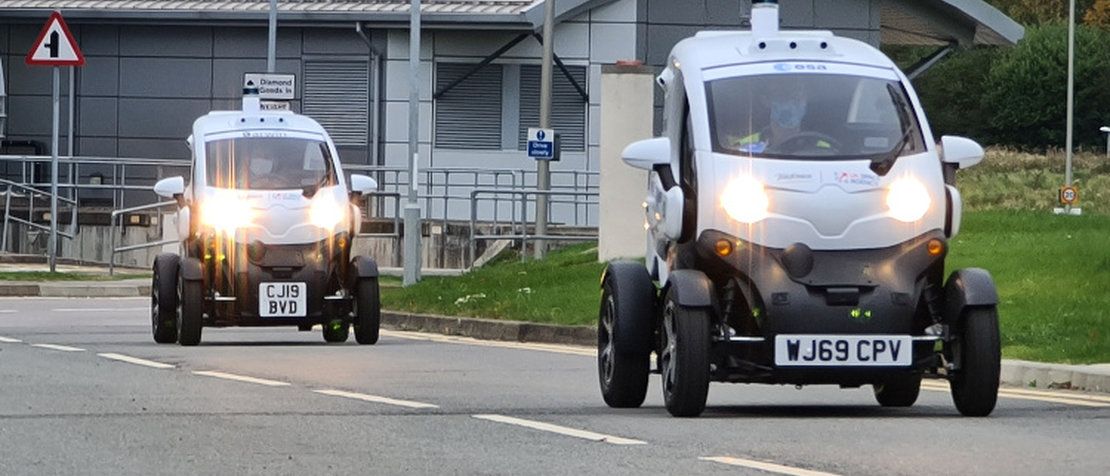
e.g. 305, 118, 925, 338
0, 22, 384, 165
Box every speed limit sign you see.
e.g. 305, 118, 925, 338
1059, 185, 1079, 205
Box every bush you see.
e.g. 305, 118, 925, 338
982, 24, 1110, 150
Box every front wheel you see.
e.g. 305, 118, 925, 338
177, 276, 204, 347
873, 374, 922, 407
660, 288, 711, 418
151, 254, 180, 344
353, 278, 381, 345
949, 306, 1001, 416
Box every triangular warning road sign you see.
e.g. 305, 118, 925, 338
25, 11, 85, 67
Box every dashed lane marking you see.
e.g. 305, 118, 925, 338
472, 414, 646, 445
98, 353, 175, 369
0, 336, 22, 343
192, 370, 290, 387
312, 389, 439, 409
51, 307, 148, 312
699, 456, 841, 476
30, 343, 85, 352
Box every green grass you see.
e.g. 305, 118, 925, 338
0, 271, 150, 281
381, 244, 605, 326
947, 211, 1110, 364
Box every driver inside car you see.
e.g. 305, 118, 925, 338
729, 79, 833, 154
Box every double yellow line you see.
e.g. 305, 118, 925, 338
921, 380, 1110, 407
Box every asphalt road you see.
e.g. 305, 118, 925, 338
1, 297, 1107, 475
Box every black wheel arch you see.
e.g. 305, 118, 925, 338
943, 268, 999, 323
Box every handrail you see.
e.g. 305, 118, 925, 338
468, 188, 599, 268
0, 178, 79, 254
108, 200, 178, 276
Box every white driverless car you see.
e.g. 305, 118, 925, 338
149, 88, 382, 346
599, 0, 1001, 417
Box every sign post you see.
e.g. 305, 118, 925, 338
243, 73, 295, 110
25, 11, 85, 272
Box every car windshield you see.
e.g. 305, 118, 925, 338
205, 137, 336, 191
707, 73, 924, 160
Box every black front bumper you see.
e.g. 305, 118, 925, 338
199, 234, 350, 327
693, 229, 948, 382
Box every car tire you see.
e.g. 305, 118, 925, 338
353, 278, 381, 345
660, 287, 711, 418
151, 254, 180, 344
950, 306, 1001, 417
177, 274, 204, 347
598, 265, 654, 409
873, 374, 922, 407
323, 319, 349, 343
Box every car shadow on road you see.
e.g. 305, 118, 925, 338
697, 405, 958, 419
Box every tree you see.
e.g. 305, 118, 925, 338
982, 24, 1110, 150
986, 0, 1097, 25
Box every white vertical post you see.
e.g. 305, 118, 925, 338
49, 66, 60, 272
534, 0, 555, 259
267, 0, 278, 73
1065, 0, 1075, 188
403, 0, 423, 286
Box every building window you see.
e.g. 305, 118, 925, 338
434, 63, 504, 150
303, 60, 370, 146
518, 65, 587, 152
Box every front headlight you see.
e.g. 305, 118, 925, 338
886, 177, 931, 222
309, 195, 347, 230
200, 197, 253, 234
721, 175, 770, 224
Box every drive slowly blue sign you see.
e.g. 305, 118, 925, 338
527, 127, 555, 159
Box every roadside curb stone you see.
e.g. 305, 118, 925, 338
1001, 359, 1110, 393
0, 281, 150, 298
381, 311, 595, 347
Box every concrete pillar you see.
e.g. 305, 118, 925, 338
598, 63, 654, 262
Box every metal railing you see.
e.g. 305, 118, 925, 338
468, 188, 599, 268
0, 177, 78, 252
108, 201, 178, 275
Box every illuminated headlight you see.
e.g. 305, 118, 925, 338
309, 195, 347, 230
200, 197, 253, 234
886, 177, 931, 222
721, 176, 770, 224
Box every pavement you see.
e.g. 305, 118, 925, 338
0, 296, 1107, 475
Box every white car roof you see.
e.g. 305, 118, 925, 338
192, 108, 328, 142
670, 30, 897, 73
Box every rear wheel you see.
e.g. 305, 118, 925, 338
353, 278, 381, 345
323, 319, 349, 343
950, 306, 1001, 416
660, 288, 711, 418
177, 276, 204, 347
597, 266, 654, 408
873, 374, 922, 407
151, 254, 180, 344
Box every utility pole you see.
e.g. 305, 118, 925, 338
403, 0, 423, 285
1065, 0, 1076, 188
534, 0, 555, 259
267, 0, 277, 72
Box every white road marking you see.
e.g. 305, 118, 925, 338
0, 336, 22, 343
192, 370, 290, 387
51, 307, 148, 312
993, 386, 1110, 404
472, 414, 646, 445
98, 353, 175, 369
30, 343, 85, 352
0, 310, 17, 313
312, 389, 439, 409
700, 456, 840, 476
382, 330, 596, 357
921, 381, 1109, 408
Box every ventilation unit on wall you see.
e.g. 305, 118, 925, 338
303, 60, 370, 147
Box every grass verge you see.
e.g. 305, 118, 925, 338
384, 211, 1109, 364
0, 271, 150, 281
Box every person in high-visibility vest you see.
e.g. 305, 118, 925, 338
729, 79, 832, 154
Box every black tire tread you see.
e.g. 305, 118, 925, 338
177, 276, 203, 347
663, 291, 711, 418
951, 306, 1001, 417
353, 277, 381, 345
874, 374, 922, 407
151, 254, 180, 344
598, 267, 654, 408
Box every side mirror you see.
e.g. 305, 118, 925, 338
940, 136, 984, 169
622, 137, 671, 171
349, 174, 378, 197
154, 176, 185, 201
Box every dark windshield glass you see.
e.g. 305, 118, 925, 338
205, 137, 336, 190
707, 74, 924, 160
